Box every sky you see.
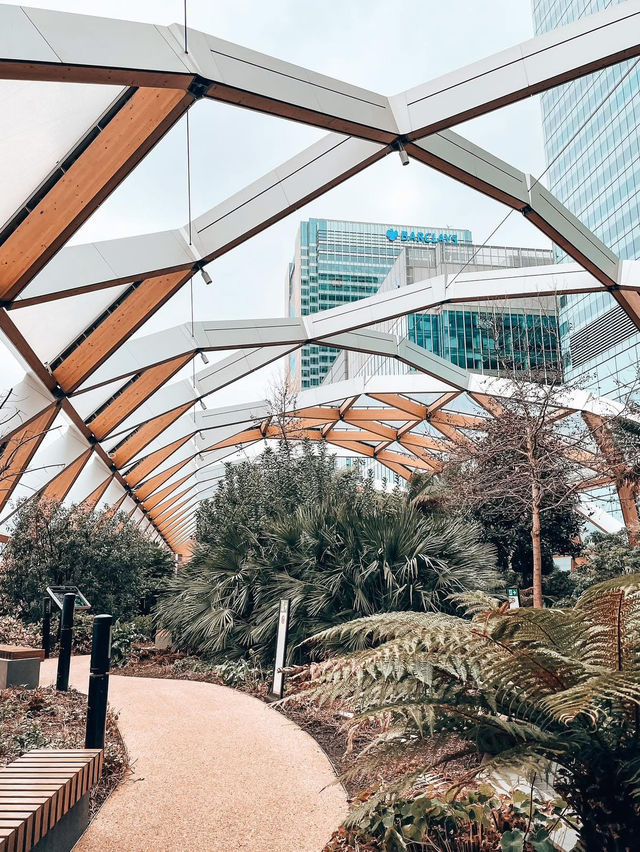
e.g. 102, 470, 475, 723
0, 0, 553, 403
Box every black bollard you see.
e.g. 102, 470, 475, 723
56, 593, 75, 691
85, 615, 113, 749
42, 597, 52, 659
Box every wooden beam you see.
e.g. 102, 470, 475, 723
397, 440, 443, 472
367, 393, 427, 420
142, 471, 194, 511
428, 419, 476, 450
111, 402, 193, 468
154, 497, 193, 527
124, 435, 192, 488
582, 412, 640, 544
0, 404, 59, 512
151, 491, 193, 524
53, 270, 192, 392
376, 449, 433, 471
344, 407, 409, 422
339, 396, 359, 417
400, 432, 452, 452
341, 418, 398, 441
0, 87, 194, 302
102, 493, 128, 520
325, 427, 393, 443
429, 411, 487, 429
375, 458, 412, 481
209, 427, 263, 451
135, 458, 192, 502
40, 449, 92, 502
89, 354, 192, 439
79, 474, 114, 512
469, 393, 504, 417
427, 391, 460, 414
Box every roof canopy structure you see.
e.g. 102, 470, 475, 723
1, 1, 640, 551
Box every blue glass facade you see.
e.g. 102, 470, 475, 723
532, 0, 640, 397
286, 218, 472, 388
408, 310, 558, 373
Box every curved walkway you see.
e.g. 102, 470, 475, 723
40, 657, 347, 852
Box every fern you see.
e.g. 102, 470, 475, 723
291, 575, 640, 851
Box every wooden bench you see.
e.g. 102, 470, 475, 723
0, 749, 103, 852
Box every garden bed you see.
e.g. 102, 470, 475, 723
0, 684, 129, 818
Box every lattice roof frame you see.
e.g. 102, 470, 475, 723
0, 2, 639, 549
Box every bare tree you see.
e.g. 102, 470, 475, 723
262, 373, 305, 445
436, 369, 640, 608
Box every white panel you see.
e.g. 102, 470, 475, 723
64, 455, 110, 506
9, 284, 130, 363
0, 80, 123, 227
22, 8, 191, 75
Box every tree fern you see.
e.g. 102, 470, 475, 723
291, 575, 640, 851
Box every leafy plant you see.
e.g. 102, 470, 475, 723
156, 492, 497, 664
109, 621, 146, 668
295, 575, 640, 851
1, 497, 174, 622
344, 785, 564, 851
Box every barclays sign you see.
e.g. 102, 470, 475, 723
386, 228, 458, 245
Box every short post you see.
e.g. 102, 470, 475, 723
269, 599, 290, 700
56, 592, 75, 691
85, 615, 113, 749
42, 597, 52, 659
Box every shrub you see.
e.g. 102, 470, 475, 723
156, 496, 497, 664
296, 576, 640, 852
109, 621, 147, 668
339, 786, 565, 851
0, 498, 174, 622
0, 614, 40, 647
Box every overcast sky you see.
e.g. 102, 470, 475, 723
0, 0, 552, 402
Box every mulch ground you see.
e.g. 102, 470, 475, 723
0, 685, 129, 818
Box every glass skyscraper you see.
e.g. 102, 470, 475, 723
286, 218, 472, 389
324, 240, 558, 385
532, 0, 640, 397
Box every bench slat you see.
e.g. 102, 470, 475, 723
0, 749, 102, 852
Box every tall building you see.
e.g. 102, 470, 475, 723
324, 240, 558, 385
286, 218, 472, 389
532, 0, 640, 397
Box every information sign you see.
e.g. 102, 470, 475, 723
46, 586, 91, 611
506, 587, 520, 610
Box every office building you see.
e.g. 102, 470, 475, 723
286, 218, 472, 389
325, 239, 558, 384
533, 0, 640, 397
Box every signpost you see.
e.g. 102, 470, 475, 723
270, 599, 290, 700
85, 614, 113, 749
46, 586, 91, 611
56, 593, 76, 691
506, 587, 521, 610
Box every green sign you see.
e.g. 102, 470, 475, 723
506, 587, 520, 609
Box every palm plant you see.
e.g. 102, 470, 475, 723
296, 575, 640, 851
155, 495, 497, 664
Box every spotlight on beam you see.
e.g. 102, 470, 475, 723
201, 268, 213, 286
200, 351, 209, 365
199, 399, 207, 410
396, 141, 409, 166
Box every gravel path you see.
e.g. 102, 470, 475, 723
40, 656, 347, 851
